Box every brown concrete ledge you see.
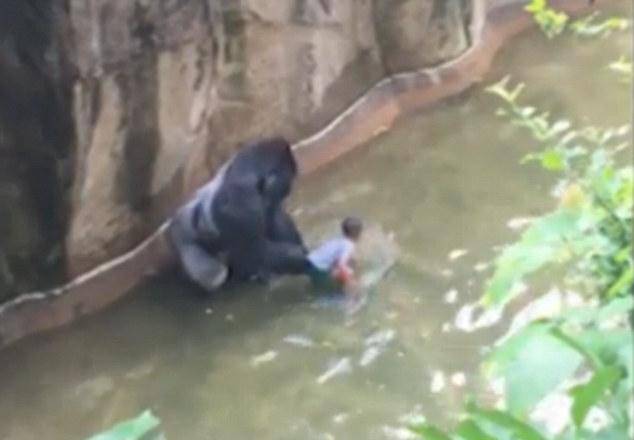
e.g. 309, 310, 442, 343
0, 0, 606, 350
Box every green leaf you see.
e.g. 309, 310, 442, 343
559, 296, 634, 326
86, 411, 161, 440
483, 244, 557, 306
541, 149, 566, 171
509, 83, 526, 102
409, 422, 452, 440
614, 246, 632, 263
487, 323, 583, 415
483, 210, 582, 306
549, 327, 603, 370
486, 76, 514, 102
575, 329, 633, 377
571, 13, 630, 38
525, 0, 546, 14
604, 266, 634, 299
466, 403, 548, 440
570, 366, 622, 427
456, 419, 496, 440
609, 56, 632, 83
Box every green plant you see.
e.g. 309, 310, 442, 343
483, 76, 633, 437
86, 411, 164, 440
525, 0, 630, 39
609, 56, 633, 83
483, 76, 632, 308
410, 2, 632, 437
411, 78, 633, 440
525, 0, 569, 38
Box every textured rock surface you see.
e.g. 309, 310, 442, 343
0, 0, 473, 295
374, 0, 471, 72
0, 0, 74, 300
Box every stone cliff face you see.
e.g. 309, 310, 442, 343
0, 0, 74, 300
0, 0, 472, 300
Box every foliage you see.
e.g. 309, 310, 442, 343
86, 411, 164, 440
525, 0, 569, 38
483, 76, 632, 308
411, 3, 633, 440
608, 56, 633, 83
526, 0, 632, 85
412, 79, 633, 440
525, 0, 630, 39
569, 12, 630, 38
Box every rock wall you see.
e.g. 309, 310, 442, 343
0, 0, 473, 298
0, 0, 74, 301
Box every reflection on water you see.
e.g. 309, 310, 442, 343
0, 16, 631, 440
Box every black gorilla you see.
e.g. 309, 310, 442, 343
168, 137, 309, 292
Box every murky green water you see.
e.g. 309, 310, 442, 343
0, 13, 631, 440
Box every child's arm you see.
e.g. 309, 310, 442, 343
339, 243, 356, 272
333, 246, 354, 277
333, 262, 355, 284
334, 248, 359, 297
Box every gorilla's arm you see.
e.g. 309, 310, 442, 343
227, 239, 309, 281
175, 241, 229, 291
168, 212, 228, 292
268, 207, 306, 250
260, 240, 309, 274
214, 177, 267, 243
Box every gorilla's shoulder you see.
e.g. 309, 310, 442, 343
231, 137, 297, 175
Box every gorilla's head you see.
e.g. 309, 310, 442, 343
237, 137, 298, 204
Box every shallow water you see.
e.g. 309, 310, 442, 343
0, 10, 631, 440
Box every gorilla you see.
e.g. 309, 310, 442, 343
168, 137, 309, 292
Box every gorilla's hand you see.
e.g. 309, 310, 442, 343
264, 241, 310, 274
269, 207, 306, 251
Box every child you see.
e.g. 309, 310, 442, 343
307, 217, 363, 297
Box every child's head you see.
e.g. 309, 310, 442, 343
342, 216, 363, 241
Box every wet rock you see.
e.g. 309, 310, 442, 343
382, 425, 418, 439
454, 302, 503, 333
444, 288, 458, 304
332, 412, 349, 424
450, 372, 466, 387
364, 328, 396, 346
398, 406, 426, 425
359, 346, 381, 367
358, 328, 397, 367
72, 375, 115, 412
283, 334, 315, 348
317, 357, 352, 384
507, 216, 536, 230
473, 262, 488, 272
430, 370, 445, 393
250, 350, 278, 367
124, 361, 156, 380
448, 249, 468, 261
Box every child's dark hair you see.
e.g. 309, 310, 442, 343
342, 216, 363, 238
